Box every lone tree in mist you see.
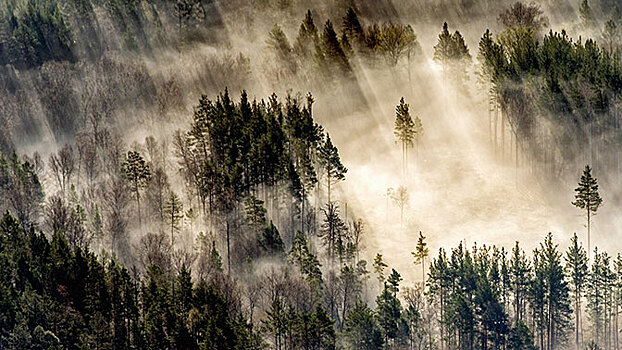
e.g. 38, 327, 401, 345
390, 185, 409, 226
572, 165, 602, 259
122, 151, 151, 228
412, 231, 429, 281
394, 98, 415, 174
319, 133, 347, 204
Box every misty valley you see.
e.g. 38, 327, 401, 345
2, 0, 622, 349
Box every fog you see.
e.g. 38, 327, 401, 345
3, 0, 621, 287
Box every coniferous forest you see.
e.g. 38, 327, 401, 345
5, 0, 622, 349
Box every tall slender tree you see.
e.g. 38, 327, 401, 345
394, 98, 415, 174
565, 233, 588, 350
122, 151, 151, 229
319, 134, 347, 204
412, 231, 429, 281
572, 165, 602, 259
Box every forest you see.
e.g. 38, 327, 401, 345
3, 0, 622, 349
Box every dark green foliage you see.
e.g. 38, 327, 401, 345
572, 165, 602, 254
0, 0, 73, 69
508, 321, 537, 350
434, 22, 472, 86
572, 165, 602, 215
0, 211, 251, 349
294, 10, 319, 58
318, 20, 351, 73
260, 221, 285, 256
479, 27, 622, 181
565, 233, 588, 350
0, 151, 44, 228
344, 301, 384, 349
319, 134, 347, 203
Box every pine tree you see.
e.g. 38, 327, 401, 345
539, 233, 572, 350
342, 7, 364, 47
412, 231, 429, 281
572, 165, 602, 258
376, 275, 403, 346
163, 191, 183, 245
319, 202, 348, 263
319, 134, 347, 204
434, 22, 453, 86
510, 241, 531, 324
294, 10, 318, 58
319, 20, 350, 73
565, 233, 588, 350
122, 151, 151, 229
373, 253, 388, 289
343, 302, 384, 349
394, 98, 415, 174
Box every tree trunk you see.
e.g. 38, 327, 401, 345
588, 208, 591, 260
226, 220, 231, 275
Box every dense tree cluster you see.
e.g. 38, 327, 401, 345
0, 0, 73, 69
0, 212, 252, 349
266, 8, 421, 82
478, 16, 622, 182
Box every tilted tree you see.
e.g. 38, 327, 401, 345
571, 165, 602, 258
122, 151, 151, 229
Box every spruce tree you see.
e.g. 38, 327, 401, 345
572, 165, 602, 258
